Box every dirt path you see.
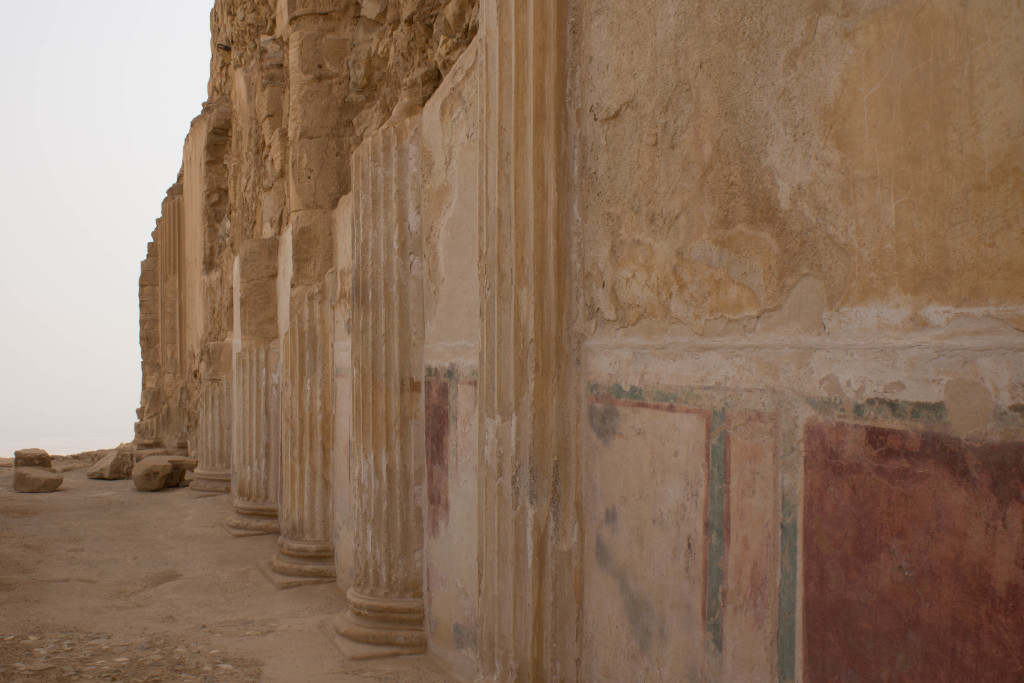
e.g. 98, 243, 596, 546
0, 464, 455, 682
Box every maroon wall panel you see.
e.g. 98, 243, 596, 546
425, 377, 450, 536
804, 422, 1024, 682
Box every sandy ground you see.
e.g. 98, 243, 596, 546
0, 463, 456, 682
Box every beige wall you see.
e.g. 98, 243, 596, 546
576, 1, 1024, 333
421, 39, 482, 678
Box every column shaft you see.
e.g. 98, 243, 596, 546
228, 344, 281, 534
272, 287, 335, 577
192, 376, 232, 493
337, 108, 426, 651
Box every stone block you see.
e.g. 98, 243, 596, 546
241, 237, 280, 281
291, 82, 351, 138
290, 212, 336, 285
133, 459, 173, 492
14, 448, 51, 469
87, 450, 134, 480
201, 340, 234, 379
14, 467, 63, 493
283, 0, 338, 23
241, 279, 279, 341
153, 455, 197, 488
132, 455, 195, 492
288, 138, 348, 211
139, 266, 159, 286
291, 29, 348, 81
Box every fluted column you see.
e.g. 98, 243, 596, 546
336, 104, 426, 651
192, 340, 233, 493
192, 376, 232, 492
476, 0, 580, 678
271, 286, 335, 577
228, 344, 281, 534
229, 236, 283, 534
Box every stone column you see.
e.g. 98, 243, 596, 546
228, 237, 283, 535
271, 286, 335, 577
192, 340, 233, 493
268, 1, 355, 581
337, 104, 427, 652
228, 344, 282, 534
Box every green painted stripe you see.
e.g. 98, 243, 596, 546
589, 383, 707, 410
706, 408, 727, 655
607, 383, 645, 401
806, 396, 948, 423
777, 491, 798, 683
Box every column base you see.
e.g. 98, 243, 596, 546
335, 588, 426, 652
226, 500, 280, 536
270, 536, 335, 578
225, 515, 280, 537
189, 469, 231, 493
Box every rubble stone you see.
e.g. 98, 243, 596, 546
131, 456, 197, 492
132, 460, 173, 492
86, 450, 134, 480
13, 467, 63, 493
13, 449, 51, 469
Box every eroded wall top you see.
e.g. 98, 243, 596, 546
575, 1, 1024, 335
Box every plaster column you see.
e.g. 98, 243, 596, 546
336, 105, 427, 651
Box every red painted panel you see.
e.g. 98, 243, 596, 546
804, 422, 1024, 682
425, 377, 450, 536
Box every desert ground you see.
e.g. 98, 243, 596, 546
0, 459, 455, 682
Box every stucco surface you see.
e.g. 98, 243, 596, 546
576, 1, 1024, 333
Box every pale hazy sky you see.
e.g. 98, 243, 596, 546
0, 1, 215, 455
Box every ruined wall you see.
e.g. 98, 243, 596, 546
571, 1, 1024, 680
133, 0, 1023, 680
135, 182, 188, 449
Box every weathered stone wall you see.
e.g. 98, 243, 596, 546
135, 181, 187, 449
577, 2, 1023, 330
133, 0, 1023, 680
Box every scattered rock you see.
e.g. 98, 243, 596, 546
87, 449, 134, 480
0, 631, 260, 681
14, 467, 63, 493
132, 455, 196, 491
49, 456, 91, 473
70, 442, 135, 465
13, 448, 51, 469
152, 455, 197, 488
132, 460, 173, 492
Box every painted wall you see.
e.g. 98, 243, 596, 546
134, 0, 1023, 679
570, 1, 1024, 680
420, 39, 482, 679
